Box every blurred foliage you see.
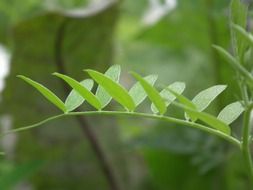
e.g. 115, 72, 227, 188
0, 0, 89, 45
0, 159, 43, 190
0, 0, 252, 189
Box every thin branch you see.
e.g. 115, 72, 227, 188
2, 111, 241, 149
242, 105, 253, 183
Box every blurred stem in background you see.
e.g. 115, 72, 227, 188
242, 104, 253, 184
54, 16, 122, 190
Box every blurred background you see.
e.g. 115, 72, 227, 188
0, 0, 251, 189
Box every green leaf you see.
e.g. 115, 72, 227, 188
230, 0, 248, 58
17, 75, 67, 113
213, 45, 253, 83
218, 101, 245, 125
232, 24, 253, 47
189, 109, 231, 135
165, 88, 197, 121
130, 72, 166, 115
53, 73, 101, 110
192, 85, 227, 111
96, 65, 121, 108
86, 69, 135, 111
129, 74, 158, 106
65, 79, 94, 112
173, 103, 231, 135
151, 82, 185, 113
230, 0, 248, 28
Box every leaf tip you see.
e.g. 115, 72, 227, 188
230, 22, 236, 27
223, 84, 228, 89
212, 44, 219, 49
52, 72, 60, 76
84, 69, 92, 73
17, 75, 26, 80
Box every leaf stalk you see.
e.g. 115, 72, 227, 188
1, 111, 241, 149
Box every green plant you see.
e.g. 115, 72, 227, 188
1, 0, 253, 186
1, 56, 250, 181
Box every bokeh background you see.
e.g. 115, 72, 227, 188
0, 0, 251, 189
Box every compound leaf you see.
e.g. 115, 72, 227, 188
86, 69, 135, 111
53, 73, 101, 110
17, 75, 66, 113
65, 79, 94, 112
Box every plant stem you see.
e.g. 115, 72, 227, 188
54, 20, 121, 190
2, 111, 241, 148
242, 105, 253, 183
